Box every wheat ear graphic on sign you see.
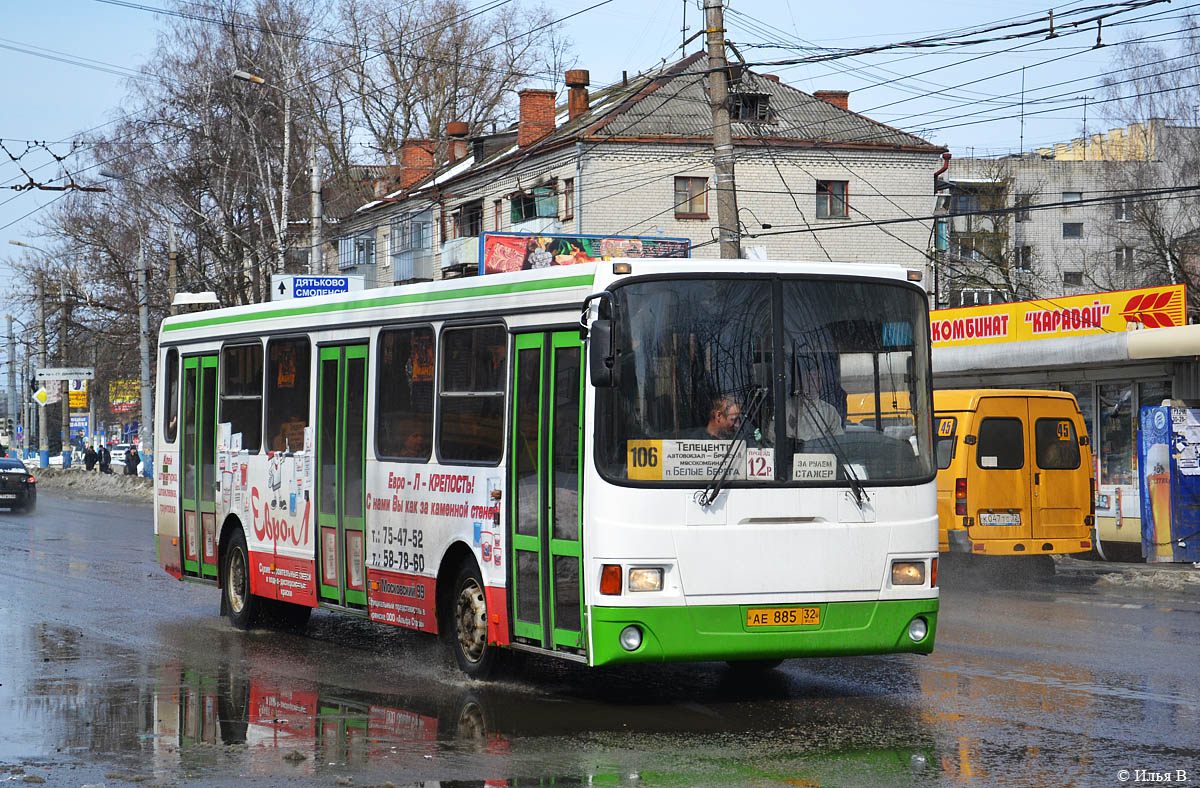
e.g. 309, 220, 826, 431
1121, 291, 1178, 328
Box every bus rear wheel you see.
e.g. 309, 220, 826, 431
445, 562, 499, 679
222, 529, 262, 630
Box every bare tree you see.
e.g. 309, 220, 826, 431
1098, 16, 1200, 314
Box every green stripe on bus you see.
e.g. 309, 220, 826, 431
587, 598, 939, 666
162, 274, 597, 332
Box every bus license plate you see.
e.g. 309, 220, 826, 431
747, 606, 820, 627
979, 512, 1021, 526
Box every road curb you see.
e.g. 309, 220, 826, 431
1054, 555, 1200, 593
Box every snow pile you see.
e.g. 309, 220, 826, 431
32, 466, 154, 502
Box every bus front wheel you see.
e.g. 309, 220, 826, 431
223, 529, 261, 630
445, 562, 499, 679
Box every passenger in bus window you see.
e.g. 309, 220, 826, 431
788, 355, 844, 442
685, 395, 743, 440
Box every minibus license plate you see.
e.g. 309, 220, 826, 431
747, 606, 820, 627
979, 512, 1020, 526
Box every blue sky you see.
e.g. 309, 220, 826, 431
0, 0, 1187, 291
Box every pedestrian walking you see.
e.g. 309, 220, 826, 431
125, 446, 140, 476
99, 444, 112, 474
83, 445, 97, 472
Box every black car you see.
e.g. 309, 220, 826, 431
0, 458, 37, 513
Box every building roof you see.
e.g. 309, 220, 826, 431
360, 52, 943, 214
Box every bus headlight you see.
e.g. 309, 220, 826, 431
907, 617, 929, 642
619, 625, 643, 651
627, 567, 663, 592
891, 561, 925, 585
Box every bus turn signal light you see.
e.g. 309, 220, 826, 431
955, 477, 967, 516
600, 564, 622, 595
931, 557, 938, 587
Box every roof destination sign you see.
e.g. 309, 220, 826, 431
271, 274, 365, 300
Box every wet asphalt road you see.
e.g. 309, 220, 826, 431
1, 493, 1198, 787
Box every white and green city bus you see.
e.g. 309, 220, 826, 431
152, 259, 939, 677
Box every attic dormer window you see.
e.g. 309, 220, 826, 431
730, 92, 772, 122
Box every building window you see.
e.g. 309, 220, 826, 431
1115, 246, 1135, 267
1062, 222, 1083, 239
1016, 246, 1033, 272
1015, 194, 1032, 222
1062, 191, 1082, 204
338, 234, 374, 270
730, 92, 772, 122
673, 176, 708, 218
1115, 197, 1131, 221
951, 192, 980, 216
220, 343, 263, 453
452, 200, 483, 238
510, 187, 557, 223
955, 288, 1005, 307
563, 177, 575, 220
1063, 271, 1084, 286
816, 180, 849, 218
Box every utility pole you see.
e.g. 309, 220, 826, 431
37, 278, 48, 468
704, 0, 740, 259
137, 243, 153, 477
169, 223, 179, 316
278, 76, 292, 283
60, 279, 71, 467
310, 151, 322, 275
6, 315, 16, 452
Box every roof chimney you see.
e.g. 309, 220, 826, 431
397, 139, 435, 190
518, 88, 556, 148
446, 121, 469, 164
565, 69, 590, 121
813, 90, 849, 111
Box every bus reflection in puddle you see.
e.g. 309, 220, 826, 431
151, 658, 936, 787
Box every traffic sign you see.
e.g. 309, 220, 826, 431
36, 367, 95, 381
33, 388, 48, 406
271, 274, 365, 300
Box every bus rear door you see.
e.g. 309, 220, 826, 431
968, 396, 1033, 546
180, 354, 219, 580
509, 331, 585, 656
316, 344, 369, 609
1028, 398, 1091, 547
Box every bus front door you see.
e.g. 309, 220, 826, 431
180, 354, 219, 580
316, 344, 369, 609
510, 331, 585, 656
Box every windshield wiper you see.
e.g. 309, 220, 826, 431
796, 393, 868, 509
696, 387, 768, 507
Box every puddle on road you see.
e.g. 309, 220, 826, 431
0, 614, 940, 787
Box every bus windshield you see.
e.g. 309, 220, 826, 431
597, 276, 934, 485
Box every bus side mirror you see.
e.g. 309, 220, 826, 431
589, 319, 614, 387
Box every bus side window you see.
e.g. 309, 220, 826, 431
439, 325, 506, 464
221, 343, 264, 453
377, 327, 434, 460
265, 337, 311, 453
163, 348, 179, 444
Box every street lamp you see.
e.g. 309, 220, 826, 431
232, 68, 296, 276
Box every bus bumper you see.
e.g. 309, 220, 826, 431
588, 598, 939, 667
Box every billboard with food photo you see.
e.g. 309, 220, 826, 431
480, 233, 690, 275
